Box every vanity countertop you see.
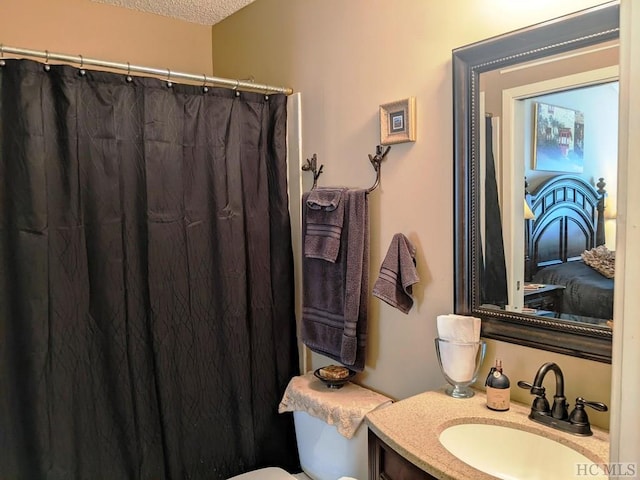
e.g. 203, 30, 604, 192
365, 389, 609, 480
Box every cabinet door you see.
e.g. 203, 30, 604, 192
368, 429, 437, 480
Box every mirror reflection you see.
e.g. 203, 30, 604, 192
477, 44, 618, 331
454, 2, 619, 361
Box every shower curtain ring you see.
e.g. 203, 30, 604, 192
0, 44, 5, 67
202, 73, 209, 93
166, 68, 173, 88
44, 50, 51, 71
78, 54, 86, 76
126, 62, 132, 82
234, 79, 240, 96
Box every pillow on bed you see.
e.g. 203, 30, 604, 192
581, 245, 615, 279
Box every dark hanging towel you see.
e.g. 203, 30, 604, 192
481, 115, 508, 307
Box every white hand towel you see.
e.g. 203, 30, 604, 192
436, 314, 482, 383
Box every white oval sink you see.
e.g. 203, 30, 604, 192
439, 423, 606, 480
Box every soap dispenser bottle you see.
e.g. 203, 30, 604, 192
485, 360, 510, 411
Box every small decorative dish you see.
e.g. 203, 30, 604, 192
313, 366, 356, 389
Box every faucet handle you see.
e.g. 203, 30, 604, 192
569, 397, 608, 427
576, 397, 608, 412
517, 380, 545, 396
517, 380, 549, 413
517, 380, 533, 389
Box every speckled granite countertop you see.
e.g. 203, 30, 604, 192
365, 389, 609, 480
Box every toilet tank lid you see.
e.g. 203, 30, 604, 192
278, 372, 393, 439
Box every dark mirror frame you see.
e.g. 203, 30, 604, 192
453, 1, 619, 363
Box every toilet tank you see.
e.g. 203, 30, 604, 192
293, 410, 367, 480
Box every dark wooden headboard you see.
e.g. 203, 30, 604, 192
527, 174, 606, 276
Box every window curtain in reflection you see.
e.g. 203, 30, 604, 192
0, 59, 299, 479
481, 115, 508, 307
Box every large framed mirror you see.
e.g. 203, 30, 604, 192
453, 1, 619, 363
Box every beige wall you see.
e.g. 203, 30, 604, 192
611, 0, 640, 462
0, 0, 615, 431
212, 0, 613, 429
1, 0, 213, 75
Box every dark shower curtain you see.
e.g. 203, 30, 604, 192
481, 115, 508, 307
0, 59, 299, 479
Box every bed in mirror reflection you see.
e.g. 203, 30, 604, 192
453, 2, 619, 362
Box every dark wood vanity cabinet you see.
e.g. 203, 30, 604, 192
368, 429, 438, 480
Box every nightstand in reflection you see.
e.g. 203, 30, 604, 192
523, 283, 566, 315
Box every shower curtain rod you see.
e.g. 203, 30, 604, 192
0, 44, 293, 95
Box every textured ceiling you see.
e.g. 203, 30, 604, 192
92, 0, 256, 25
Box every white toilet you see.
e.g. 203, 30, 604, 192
228, 373, 390, 480
228, 410, 368, 480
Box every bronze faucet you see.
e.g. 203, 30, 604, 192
518, 362, 608, 436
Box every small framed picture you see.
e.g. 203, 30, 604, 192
379, 97, 416, 145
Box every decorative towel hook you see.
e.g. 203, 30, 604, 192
301, 145, 390, 193
366, 145, 391, 193
302, 154, 324, 189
